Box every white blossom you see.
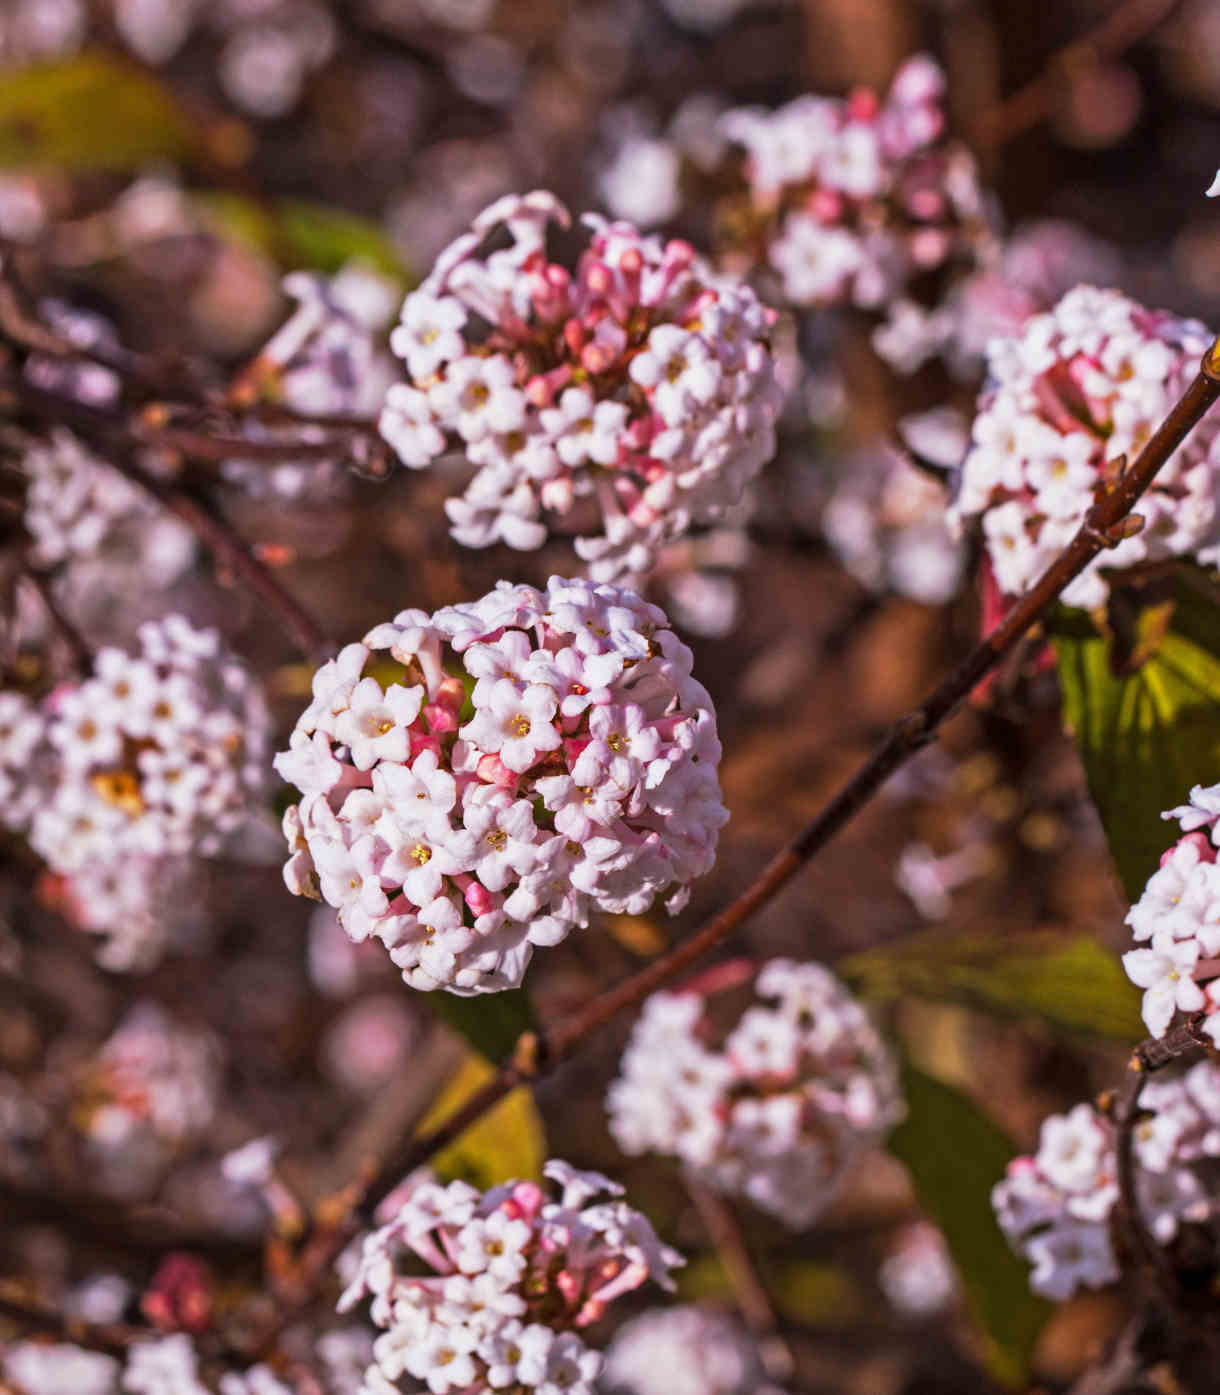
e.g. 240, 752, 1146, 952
607, 960, 903, 1228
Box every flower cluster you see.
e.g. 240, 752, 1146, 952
602, 1305, 790, 1395
74, 1004, 220, 1197
606, 960, 903, 1228
4, 1333, 298, 1395
878, 1222, 958, 1318
717, 56, 988, 315
7, 615, 270, 875
42, 856, 201, 972
275, 577, 726, 994
821, 434, 965, 606
993, 1061, 1220, 1299
950, 286, 1220, 609
20, 427, 195, 583
338, 1160, 682, 1395
875, 219, 1122, 377
1123, 782, 1220, 1042
379, 191, 783, 580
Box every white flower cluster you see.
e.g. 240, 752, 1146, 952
22, 429, 145, 567
3, 615, 270, 875
719, 56, 987, 313
602, 1305, 789, 1395
338, 1161, 682, 1395
822, 436, 965, 606
950, 286, 1220, 609
3, 1334, 295, 1395
78, 1003, 220, 1154
20, 427, 194, 582
275, 577, 726, 995
607, 960, 904, 1228
878, 1222, 958, 1318
50, 855, 201, 972
379, 191, 783, 580
994, 1062, 1220, 1299
873, 219, 1120, 376
1123, 782, 1220, 1043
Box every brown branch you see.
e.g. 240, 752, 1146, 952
976, 0, 1182, 148
18, 564, 93, 674
5, 377, 334, 665
351, 336, 1220, 1216
0, 1284, 146, 1357
1111, 1014, 1215, 1280
684, 1178, 795, 1383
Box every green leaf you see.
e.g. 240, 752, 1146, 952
0, 53, 197, 171
769, 1260, 866, 1326
274, 199, 409, 281
1053, 584, 1220, 900
418, 1053, 545, 1189
888, 1062, 1050, 1387
195, 192, 409, 284
426, 987, 536, 1066
840, 928, 1143, 1039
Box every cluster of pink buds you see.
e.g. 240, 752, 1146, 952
1123, 782, 1220, 1042
950, 286, 1220, 610
274, 577, 726, 994
6, 615, 270, 876
378, 191, 783, 580
338, 1161, 682, 1395
993, 1061, 1220, 1299
716, 56, 988, 315
606, 960, 903, 1228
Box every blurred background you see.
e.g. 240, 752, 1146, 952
4, 1, 1220, 1391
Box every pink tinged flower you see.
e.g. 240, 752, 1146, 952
372, 748, 458, 826
628, 325, 722, 428
379, 383, 446, 468
1124, 931, 1206, 1037
1035, 1103, 1111, 1194
460, 678, 560, 773
1208, 171, 1220, 197
462, 792, 540, 892
436, 355, 527, 443
335, 678, 424, 771
391, 292, 467, 379
1166, 783, 1220, 840
539, 386, 629, 467
380, 822, 477, 906
1026, 1220, 1119, 1300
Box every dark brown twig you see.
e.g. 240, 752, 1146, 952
6, 377, 334, 665
354, 336, 1220, 1214
684, 1178, 795, 1383
0, 1284, 147, 1357
1112, 1013, 1215, 1279
976, 0, 1182, 148
19, 564, 93, 674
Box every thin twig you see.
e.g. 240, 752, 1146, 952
352, 337, 1220, 1215
976, 0, 1182, 148
6, 377, 334, 665
1111, 1013, 1215, 1279
684, 1177, 795, 1383
0, 1284, 146, 1356
19, 564, 93, 674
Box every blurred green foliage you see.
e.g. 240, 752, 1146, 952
841, 928, 1143, 1039
888, 1061, 1050, 1387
